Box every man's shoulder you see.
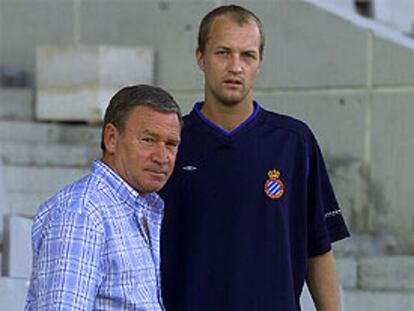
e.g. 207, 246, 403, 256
178, 112, 205, 142
260, 108, 312, 136
34, 172, 107, 228
182, 112, 196, 128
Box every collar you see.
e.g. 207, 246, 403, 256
193, 100, 261, 136
90, 160, 164, 215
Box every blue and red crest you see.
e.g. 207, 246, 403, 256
264, 169, 284, 199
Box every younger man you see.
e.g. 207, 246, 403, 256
160, 5, 350, 311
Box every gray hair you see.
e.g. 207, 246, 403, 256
100, 84, 182, 151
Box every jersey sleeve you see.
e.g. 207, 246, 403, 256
306, 133, 350, 257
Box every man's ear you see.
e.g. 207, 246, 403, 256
103, 123, 118, 154
195, 48, 205, 71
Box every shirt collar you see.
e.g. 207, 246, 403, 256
90, 160, 164, 214
193, 100, 261, 136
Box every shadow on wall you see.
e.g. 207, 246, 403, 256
324, 153, 403, 255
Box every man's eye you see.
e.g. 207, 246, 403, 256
142, 137, 155, 143
168, 142, 178, 149
216, 50, 227, 55
244, 53, 257, 60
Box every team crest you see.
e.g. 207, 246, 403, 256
264, 169, 284, 199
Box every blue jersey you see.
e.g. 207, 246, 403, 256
160, 102, 350, 311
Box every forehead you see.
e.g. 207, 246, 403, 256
125, 105, 180, 134
206, 16, 260, 50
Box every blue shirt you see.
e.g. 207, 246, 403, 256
26, 160, 165, 310
160, 102, 350, 311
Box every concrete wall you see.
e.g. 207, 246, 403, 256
1, 0, 414, 309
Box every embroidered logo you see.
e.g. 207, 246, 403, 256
182, 165, 197, 171
325, 209, 342, 218
264, 169, 285, 199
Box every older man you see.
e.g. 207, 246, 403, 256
26, 85, 182, 310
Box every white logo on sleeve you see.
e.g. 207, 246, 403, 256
182, 165, 197, 171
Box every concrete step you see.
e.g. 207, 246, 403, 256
337, 256, 414, 310
359, 256, 414, 291
2, 165, 88, 194
0, 88, 33, 120
1, 166, 88, 220
0, 142, 100, 167
336, 257, 358, 289
8, 192, 55, 217
344, 290, 414, 311
337, 255, 414, 291
333, 233, 398, 257
2, 214, 32, 279
0, 120, 101, 145
0, 277, 28, 310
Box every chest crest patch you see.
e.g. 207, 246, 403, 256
264, 169, 285, 199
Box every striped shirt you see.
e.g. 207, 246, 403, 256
25, 160, 165, 310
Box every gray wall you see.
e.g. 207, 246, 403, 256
2, 0, 414, 309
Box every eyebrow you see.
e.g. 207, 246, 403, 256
215, 45, 259, 54
215, 45, 230, 50
142, 129, 180, 144
141, 130, 160, 139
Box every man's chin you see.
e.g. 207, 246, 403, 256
220, 97, 244, 107
217, 92, 248, 106
146, 181, 167, 194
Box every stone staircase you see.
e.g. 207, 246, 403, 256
333, 238, 414, 310
1, 88, 414, 310
0, 88, 101, 309
0, 119, 101, 218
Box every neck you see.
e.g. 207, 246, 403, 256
200, 99, 255, 132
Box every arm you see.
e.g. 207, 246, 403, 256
306, 250, 341, 311
27, 211, 103, 310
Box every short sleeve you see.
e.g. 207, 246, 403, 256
306, 134, 350, 257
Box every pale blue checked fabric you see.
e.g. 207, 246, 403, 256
25, 160, 165, 310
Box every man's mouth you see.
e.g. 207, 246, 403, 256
223, 78, 243, 88
146, 169, 167, 177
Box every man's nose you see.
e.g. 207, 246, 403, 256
152, 143, 169, 163
228, 54, 242, 73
